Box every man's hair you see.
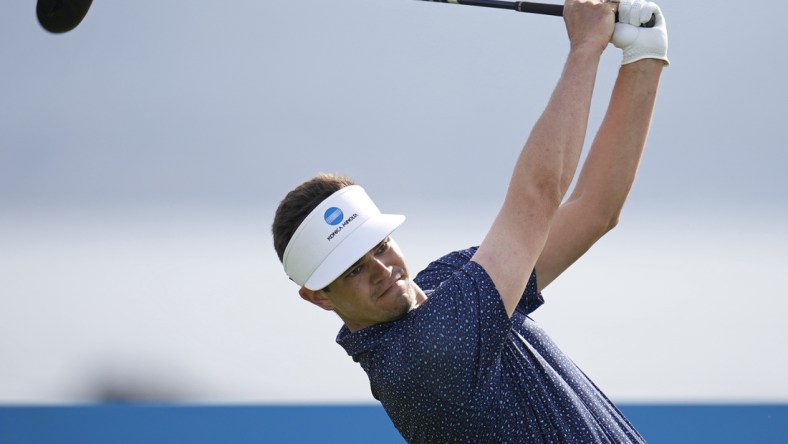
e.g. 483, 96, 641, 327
272, 173, 355, 262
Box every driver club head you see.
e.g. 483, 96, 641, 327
37, 0, 94, 34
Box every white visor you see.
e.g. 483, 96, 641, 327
282, 185, 405, 290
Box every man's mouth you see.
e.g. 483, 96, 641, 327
378, 276, 402, 300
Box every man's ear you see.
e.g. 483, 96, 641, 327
299, 287, 335, 311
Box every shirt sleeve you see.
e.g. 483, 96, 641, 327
516, 268, 545, 315
405, 248, 543, 406
415, 247, 544, 315
408, 258, 509, 406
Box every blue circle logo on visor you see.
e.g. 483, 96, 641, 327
324, 207, 344, 226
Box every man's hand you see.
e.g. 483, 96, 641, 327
564, 0, 617, 55
611, 0, 669, 65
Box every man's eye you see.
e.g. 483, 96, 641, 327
347, 266, 362, 278
377, 241, 389, 254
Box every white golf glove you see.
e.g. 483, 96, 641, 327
610, 0, 669, 66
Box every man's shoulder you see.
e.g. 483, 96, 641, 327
414, 246, 479, 290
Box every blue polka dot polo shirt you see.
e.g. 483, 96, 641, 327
337, 247, 646, 443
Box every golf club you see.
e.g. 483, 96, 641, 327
37, 0, 93, 33
419, 0, 656, 27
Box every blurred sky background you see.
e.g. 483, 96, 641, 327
1, 0, 786, 404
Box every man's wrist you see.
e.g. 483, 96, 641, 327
568, 43, 606, 61
620, 58, 665, 75
566, 45, 604, 74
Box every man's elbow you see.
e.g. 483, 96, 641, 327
604, 210, 621, 233
511, 175, 565, 218
564, 191, 624, 234
531, 182, 565, 217
584, 203, 621, 237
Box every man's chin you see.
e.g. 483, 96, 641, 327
381, 299, 414, 323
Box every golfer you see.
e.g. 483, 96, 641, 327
272, 0, 668, 441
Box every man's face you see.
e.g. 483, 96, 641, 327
300, 237, 424, 332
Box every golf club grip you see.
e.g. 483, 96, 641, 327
521, 2, 657, 28
516, 1, 563, 16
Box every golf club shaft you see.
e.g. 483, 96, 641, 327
424, 0, 562, 15
420, 0, 656, 27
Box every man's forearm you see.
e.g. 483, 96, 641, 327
532, 58, 664, 291
511, 46, 603, 208
474, 0, 616, 315
476, 46, 605, 316
568, 58, 664, 226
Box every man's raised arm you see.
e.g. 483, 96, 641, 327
535, 0, 669, 290
472, 0, 616, 317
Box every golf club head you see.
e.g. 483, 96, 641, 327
37, 0, 93, 33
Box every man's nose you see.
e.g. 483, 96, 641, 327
370, 257, 392, 283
